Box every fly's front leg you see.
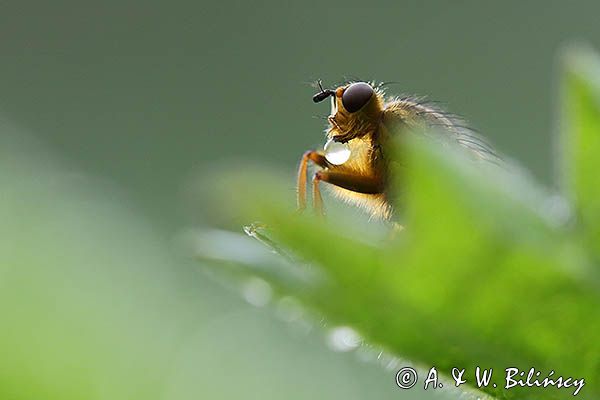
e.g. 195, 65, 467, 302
297, 150, 329, 210
312, 170, 385, 216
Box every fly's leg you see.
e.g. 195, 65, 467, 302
312, 170, 385, 216
312, 174, 324, 216
297, 150, 328, 210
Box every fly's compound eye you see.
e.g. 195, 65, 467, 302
341, 82, 374, 113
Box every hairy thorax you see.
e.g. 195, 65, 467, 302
325, 128, 391, 219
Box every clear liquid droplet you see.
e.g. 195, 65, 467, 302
324, 138, 351, 165
326, 326, 361, 352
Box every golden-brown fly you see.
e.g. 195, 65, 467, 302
297, 81, 498, 220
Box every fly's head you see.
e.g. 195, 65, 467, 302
313, 81, 385, 143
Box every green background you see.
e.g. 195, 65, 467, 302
1, 1, 599, 399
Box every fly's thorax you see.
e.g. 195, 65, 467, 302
322, 130, 381, 179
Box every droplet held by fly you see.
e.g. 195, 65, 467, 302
324, 138, 351, 165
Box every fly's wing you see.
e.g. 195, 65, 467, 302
383, 96, 501, 164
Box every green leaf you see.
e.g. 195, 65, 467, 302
561, 44, 600, 256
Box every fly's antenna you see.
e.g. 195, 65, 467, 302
318, 80, 325, 92
313, 80, 335, 103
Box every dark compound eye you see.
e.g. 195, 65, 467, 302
341, 82, 374, 113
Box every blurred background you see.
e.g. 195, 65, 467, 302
1, 1, 600, 399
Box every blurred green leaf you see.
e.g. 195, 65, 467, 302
561, 45, 600, 257
0, 131, 199, 400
